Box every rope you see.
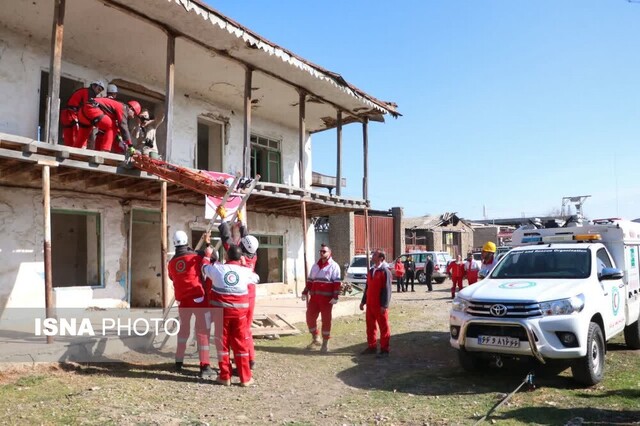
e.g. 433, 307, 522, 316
473, 372, 535, 425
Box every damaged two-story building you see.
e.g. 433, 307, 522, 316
0, 0, 399, 312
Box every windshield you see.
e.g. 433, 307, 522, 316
350, 257, 368, 268
491, 249, 591, 279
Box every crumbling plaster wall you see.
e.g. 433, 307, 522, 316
0, 24, 313, 190
0, 187, 127, 309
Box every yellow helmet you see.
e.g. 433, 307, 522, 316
482, 241, 497, 253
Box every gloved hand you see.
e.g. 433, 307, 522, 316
301, 294, 307, 302
237, 209, 244, 223
329, 298, 338, 305
216, 205, 227, 219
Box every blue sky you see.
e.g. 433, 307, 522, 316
208, 1, 640, 220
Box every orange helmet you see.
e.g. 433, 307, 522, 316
127, 100, 141, 116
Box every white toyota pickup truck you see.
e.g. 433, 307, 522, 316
449, 219, 640, 385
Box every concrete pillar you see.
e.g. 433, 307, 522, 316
391, 207, 404, 259
328, 212, 355, 276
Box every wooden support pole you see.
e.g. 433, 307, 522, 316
46, 0, 65, 145
362, 117, 369, 201
301, 200, 309, 291
243, 68, 253, 177
336, 110, 342, 196
364, 208, 371, 269
42, 165, 54, 344
299, 91, 307, 188
160, 181, 169, 309
164, 34, 175, 162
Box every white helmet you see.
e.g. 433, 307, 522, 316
173, 230, 188, 247
241, 235, 259, 255
90, 80, 106, 92
107, 84, 118, 94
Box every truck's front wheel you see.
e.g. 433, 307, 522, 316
623, 317, 640, 349
458, 349, 481, 371
571, 322, 605, 386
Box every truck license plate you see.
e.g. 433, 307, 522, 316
477, 335, 520, 347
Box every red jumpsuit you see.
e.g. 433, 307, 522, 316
447, 261, 465, 297
219, 221, 258, 365
77, 98, 132, 152
60, 87, 99, 147
362, 263, 392, 352
464, 259, 480, 285
202, 259, 258, 384
303, 258, 341, 340
168, 248, 210, 367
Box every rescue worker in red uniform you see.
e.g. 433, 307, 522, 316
76, 98, 141, 152
301, 244, 341, 353
167, 230, 213, 378
360, 250, 392, 358
217, 206, 259, 369
60, 80, 104, 147
447, 255, 465, 299
202, 244, 258, 386
394, 257, 406, 292
464, 253, 481, 285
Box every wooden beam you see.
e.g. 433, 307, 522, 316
243, 67, 253, 177
160, 181, 169, 309
164, 33, 175, 162
300, 200, 308, 297
362, 117, 369, 200
299, 90, 306, 188
98, 0, 377, 125
4, 162, 36, 178
42, 165, 54, 344
46, 0, 65, 145
336, 110, 342, 196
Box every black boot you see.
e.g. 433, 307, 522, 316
200, 364, 215, 379
174, 361, 183, 372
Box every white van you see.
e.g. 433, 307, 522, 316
344, 255, 369, 286
398, 251, 452, 284
449, 218, 640, 385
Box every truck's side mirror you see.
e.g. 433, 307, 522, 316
599, 267, 624, 281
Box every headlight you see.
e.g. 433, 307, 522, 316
451, 296, 470, 312
540, 294, 585, 316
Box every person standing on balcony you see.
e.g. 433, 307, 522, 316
106, 84, 118, 100
76, 98, 141, 152
301, 244, 341, 353
60, 80, 104, 146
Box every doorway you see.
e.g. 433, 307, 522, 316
129, 209, 162, 307
197, 118, 223, 171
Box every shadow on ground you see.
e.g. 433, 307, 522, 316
257, 329, 584, 396
492, 405, 640, 425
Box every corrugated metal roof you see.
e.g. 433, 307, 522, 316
174, 0, 400, 118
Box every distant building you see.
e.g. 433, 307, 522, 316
402, 213, 473, 257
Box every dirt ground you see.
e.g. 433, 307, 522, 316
1, 282, 639, 425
